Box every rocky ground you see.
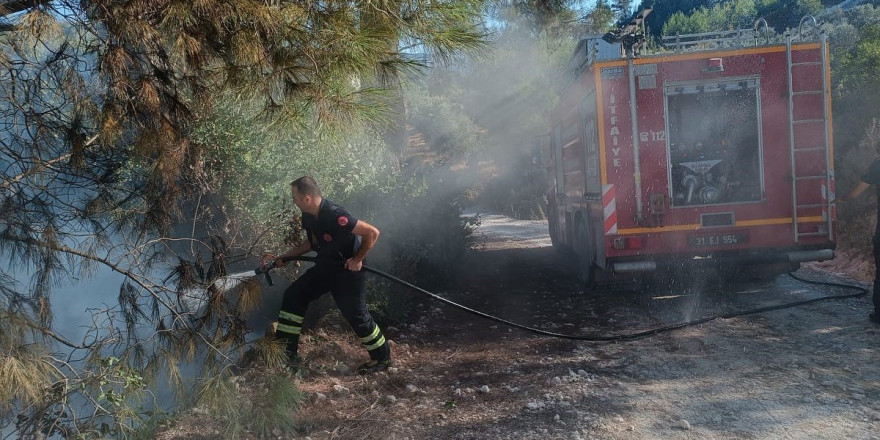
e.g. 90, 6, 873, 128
159, 214, 880, 439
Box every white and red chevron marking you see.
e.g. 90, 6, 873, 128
821, 177, 836, 221
602, 184, 618, 236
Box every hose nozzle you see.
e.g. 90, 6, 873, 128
257, 260, 276, 286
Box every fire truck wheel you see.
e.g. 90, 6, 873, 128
549, 214, 560, 248
574, 218, 597, 288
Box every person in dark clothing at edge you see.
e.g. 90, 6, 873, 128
839, 160, 880, 324
265, 176, 392, 374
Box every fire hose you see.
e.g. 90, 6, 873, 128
253, 255, 868, 342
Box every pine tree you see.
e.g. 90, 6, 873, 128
0, 0, 486, 436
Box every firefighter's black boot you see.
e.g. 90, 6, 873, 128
281, 342, 311, 377
284, 338, 300, 367
357, 358, 393, 375
273, 331, 300, 367
358, 343, 392, 375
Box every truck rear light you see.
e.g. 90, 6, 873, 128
612, 237, 645, 249
626, 237, 644, 249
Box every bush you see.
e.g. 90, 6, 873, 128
406, 88, 484, 159
358, 182, 478, 324
478, 151, 548, 220
837, 118, 880, 254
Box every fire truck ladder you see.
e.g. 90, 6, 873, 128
786, 27, 832, 243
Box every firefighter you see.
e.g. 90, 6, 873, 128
839, 162, 880, 324
266, 176, 392, 374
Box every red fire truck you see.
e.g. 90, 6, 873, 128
546, 11, 836, 284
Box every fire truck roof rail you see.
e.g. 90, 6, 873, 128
661, 15, 823, 53
661, 27, 762, 53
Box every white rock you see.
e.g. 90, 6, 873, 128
674, 420, 691, 430
388, 367, 399, 374
315, 392, 327, 401
554, 414, 560, 422
527, 402, 541, 410
454, 388, 462, 396
384, 395, 397, 404
479, 385, 490, 393
552, 377, 563, 385
332, 385, 349, 396
335, 364, 350, 374
406, 384, 418, 393
577, 369, 589, 377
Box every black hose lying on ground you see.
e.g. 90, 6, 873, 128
261, 256, 868, 342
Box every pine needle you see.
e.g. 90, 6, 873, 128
0, 350, 56, 413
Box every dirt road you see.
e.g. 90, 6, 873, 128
291, 214, 880, 440
163, 214, 880, 439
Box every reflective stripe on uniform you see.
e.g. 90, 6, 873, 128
364, 335, 386, 351
276, 323, 301, 335
279, 310, 304, 323
360, 325, 381, 343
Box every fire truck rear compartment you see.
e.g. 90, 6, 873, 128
666, 82, 762, 207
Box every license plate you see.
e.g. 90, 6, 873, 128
688, 232, 748, 247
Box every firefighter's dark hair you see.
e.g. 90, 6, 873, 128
291, 176, 322, 197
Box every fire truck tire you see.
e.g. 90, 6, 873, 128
548, 201, 563, 249
574, 217, 597, 288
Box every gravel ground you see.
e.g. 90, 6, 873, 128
159, 214, 880, 439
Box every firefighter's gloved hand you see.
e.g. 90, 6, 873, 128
262, 253, 285, 270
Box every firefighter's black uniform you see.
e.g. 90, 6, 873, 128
860, 159, 880, 323
275, 198, 391, 363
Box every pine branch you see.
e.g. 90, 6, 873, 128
0, 230, 233, 364
0, 134, 99, 192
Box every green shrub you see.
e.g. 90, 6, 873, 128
407, 88, 484, 159
837, 118, 880, 254
478, 152, 548, 220
360, 182, 478, 324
